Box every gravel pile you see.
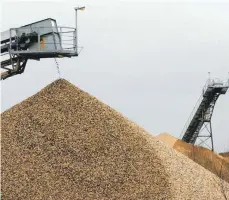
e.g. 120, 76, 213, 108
2, 79, 229, 200
156, 133, 229, 183
220, 152, 229, 162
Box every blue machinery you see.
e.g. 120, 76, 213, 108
181, 77, 229, 151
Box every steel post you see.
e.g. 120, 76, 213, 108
75, 9, 78, 54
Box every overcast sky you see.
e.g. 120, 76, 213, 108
1, 0, 229, 152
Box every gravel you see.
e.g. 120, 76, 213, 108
1, 79, 229, 199
220, 153, 229, 162
156, 133, 229, 183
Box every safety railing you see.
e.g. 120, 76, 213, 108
8, 26, 81, 55
179, 79, 212, 139
180, 78, 229, 139
207, 78, 229, 88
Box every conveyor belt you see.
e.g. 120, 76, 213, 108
181, 80, 228, 150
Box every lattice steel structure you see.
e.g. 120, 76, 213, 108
180, 78, 229, 151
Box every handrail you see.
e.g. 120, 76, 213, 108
180, 78, 229, 139
179, 88, 205, 139
8, 26, 76, 30
7, 26, 78, 54
179, 78, 212, 139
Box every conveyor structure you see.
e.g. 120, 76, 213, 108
180, 78, 229, 151
1, 7, 85, 80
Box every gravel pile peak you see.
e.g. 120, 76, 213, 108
1, 79, 229, 199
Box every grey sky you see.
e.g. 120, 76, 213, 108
1, 0, 229, 152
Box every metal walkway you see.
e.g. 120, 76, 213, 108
180, 78, 229, 151
1, 9, 84, 80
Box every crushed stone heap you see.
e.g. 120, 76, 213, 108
220, 152, 229, 162
1, 79, 229, 200
156, 133, 229, 183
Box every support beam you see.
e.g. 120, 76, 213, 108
181, 78, 228, 151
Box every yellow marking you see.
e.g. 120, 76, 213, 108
40, 37, 46, 50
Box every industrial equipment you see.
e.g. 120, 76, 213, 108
1, 7, 85, 80
180, 77, 229, 151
